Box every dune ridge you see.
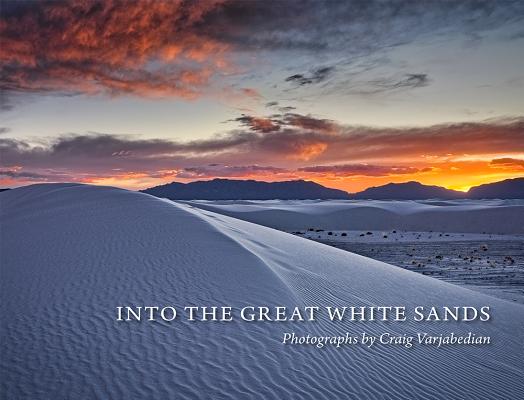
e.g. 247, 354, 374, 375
1, 184, 523, 399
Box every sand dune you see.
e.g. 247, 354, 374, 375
185, 199, 524, 234
1, 184, 523, 399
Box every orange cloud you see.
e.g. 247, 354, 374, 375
490, 158, 524, 168
1, 115, 523, 191
290, 142, 328, 161
1, 0, 231, 98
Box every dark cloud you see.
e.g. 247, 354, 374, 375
285, 67, 335, 86
177, 165, 288, 179
299, 164, 426, 177
0, 169, 50, 179
265, 101, 297, 113
203, 0, 524, 52
374, 74, 430, 91
282, 113, 335, 132
341, 73, 432, 96
231, 115, 281, 133
229, 112, 335, 134
0, 127, 11, 135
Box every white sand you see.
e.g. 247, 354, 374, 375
1, 184, 523, 399
185, 199, 524, 234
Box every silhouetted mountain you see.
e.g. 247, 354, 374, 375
350, 181, 465, 200
142, 178, 524, 200
142, 179, 350, 200
467, 177, 524, 199
0, 188, 11, 193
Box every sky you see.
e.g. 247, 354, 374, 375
1, 0, 523, 192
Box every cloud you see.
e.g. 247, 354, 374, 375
0, 169, 50, 179
298, 164, 428, 177
331, 72, 433, 97
0, 127, 11, 135
205, 0, 524, 52
225, 113, 524, 163
368, 73, 430, 92
232, 115, 281, 133
229, 112, 335, 134
3, 0, 522, 104
282, 113, 336, 132
285, 67, 335, 86
2, 115, 523, 185
490, 158, 524, 168
265, 101, 297, 113
207, 0, 524, 102
176, 164, 288, 179
397, 74, 430, 88
1, 0, 230, 100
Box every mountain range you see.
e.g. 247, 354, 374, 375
350, 181, 465, 200
142, 177, 524, 200
467, 178, 524, 199
141, 179, 349, 200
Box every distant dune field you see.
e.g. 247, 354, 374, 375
184, 199, 524, 234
